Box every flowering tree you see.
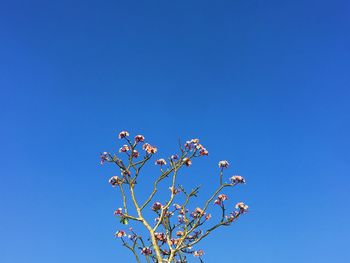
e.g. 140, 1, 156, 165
100, 131, 248, 262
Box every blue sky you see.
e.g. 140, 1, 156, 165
1, 0, 349, 262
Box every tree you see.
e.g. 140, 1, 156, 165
100, 131, 248, 262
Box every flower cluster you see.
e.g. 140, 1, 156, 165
170, 238, 180, 246
182, 157, 192, 167
184, 138, 209, 156
155, 232, 167, 243
114, 208, 123, 216
193, 250, 204, 257
115, 230, 126, 238
155, 158, 167, 166
218, 160, 229, 168
190, 207, 204, 218
173, 204, 182, 210
205, 213, 212, 220
134, 135, 145, 143
230, 175, 245, 184
235, 202, 249, 213
100, 152, 110, 165
119, 144, 130, 153
171, 154, 179, 160
176, 230, 184, 237
132, 150, 139, 158
109, 176, 123, 187
118, 131, 129, 139
214, 194, 228, 205
152, 202, 163, 211
141, 247, 152, 256
143, 143, 157, 154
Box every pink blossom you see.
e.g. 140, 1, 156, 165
132, 150, 139, 158
179, 208, 188, 215
154, 232, 167, 242
152, 202, 162, 211
121, 169, 131, 177
199, 148, 209, 156
143, 143, 157, 154
178, 215, 185, 223
218, 160, 229, 168
119, 144, 130, 153
176, 231, 183, 237
114, 208, 123, 216
118, 131, 129, 139
218, 194, 228, 201
115, 230, 126, 238
205, 213, 212, 220
109, 176, 123, 187
134, 135, 145, 143
155, 158, 167, 166
230, 175, 245, 184
235, 202, 249, 213
170, 238, 180, 246
141, 247, 152, 255
191, 207, 204, 218
100, 152, 109, 165
171, 154, 179, 160
184, 140, 194, 150
191, 138, 199, 144
173, 203, 182, 210
214, 199, 221, 206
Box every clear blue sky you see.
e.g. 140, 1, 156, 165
1, 0, 349, 262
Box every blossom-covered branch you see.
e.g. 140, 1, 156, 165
100, 131, 249, 262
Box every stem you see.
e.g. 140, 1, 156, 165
220, 168, 223, 185
130, 185, 163, 262
121, 237, 141, 263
